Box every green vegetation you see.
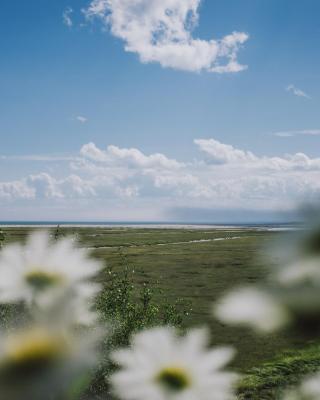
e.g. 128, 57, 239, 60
0, 230, 6, 248
1, 225, 320, 399
89, 257, 189, 397
0, 226, 301, 368
238, 343, 320, 399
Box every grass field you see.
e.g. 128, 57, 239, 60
0, 226, 317, 398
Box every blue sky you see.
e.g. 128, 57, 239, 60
0, 0, 319, 222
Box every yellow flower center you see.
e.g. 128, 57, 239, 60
1, 329, 68, 378
25, 269, 64, 290
156, 366, 191, 392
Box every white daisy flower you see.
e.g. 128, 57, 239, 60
35, 283, 100, 327
276, 258, 320, 286
110, 327, 238, 400
300, 373, 320, 399
214, 287, 290, 333
271, 257, 320, 323
0, 323, 100, 400
0, 231, 102, 309
283, 372, 320, 400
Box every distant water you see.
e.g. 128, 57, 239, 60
0, 221, 302, 231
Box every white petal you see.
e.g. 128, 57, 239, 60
214, 287, 289, 333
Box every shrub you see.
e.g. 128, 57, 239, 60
85, 252, 190, 398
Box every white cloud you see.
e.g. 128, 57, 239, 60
80, 142, 106, 162
194, 138, 257, 164
26, 173, 100, 199
1, 139, 320, 219
286, 84, 311, 99
194, 138, 320, 171
83, 0, 248, 73
273, 129, 320, 137
80, 142, 183, 169
0, 180, 35, 200
76, 116, 88, 123
63, 6, 73, 27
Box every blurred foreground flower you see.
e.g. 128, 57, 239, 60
283, 372, 320, 400
0, 230, 106, 400
0, 322, 101, 400
215, 287, 290, 333
110, 327, 238, 400
0, 231, 102, 322
214, 216, 320, 336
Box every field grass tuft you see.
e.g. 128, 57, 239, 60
238, 343, 320, 399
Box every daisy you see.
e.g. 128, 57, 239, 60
214, 287, 290, 333
34, 283, 100, 327
283, 372, 320, 400
110, 327, 238, 400
271, 257, 320, 332
0, 231, 102, 309
275, 258, 320, 286
0, 322, 100, 400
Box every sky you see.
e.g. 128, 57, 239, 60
0, 0, 320, 222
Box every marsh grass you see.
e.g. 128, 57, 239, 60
1, 226, 319, 399
238, 343, 320, 399
0, 226, 298, 369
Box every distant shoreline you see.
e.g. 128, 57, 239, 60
0, 221, 302, 231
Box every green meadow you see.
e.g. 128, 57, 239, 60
1, 226, 318, 398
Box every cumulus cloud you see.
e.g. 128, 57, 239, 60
80, 142, 183, 169
83, 0, 249, 73
1, 139, 320, 219
25, 174, 98, 199
286, 84, 311, 99
0, 180, 35, 200
63, 6, 73, 27
194, 138, 320, 171
194, 138, 257, 164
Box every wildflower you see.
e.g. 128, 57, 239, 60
283, 372, 320, 400
0, 323, 100, 400
36, 284, 100, 327
271, 256, 320, 334
0, 328, 69, 377
0, 231, 102, 310
275, 258, 320, 286
110, 327, 238, 400
214, 287, 290, 333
